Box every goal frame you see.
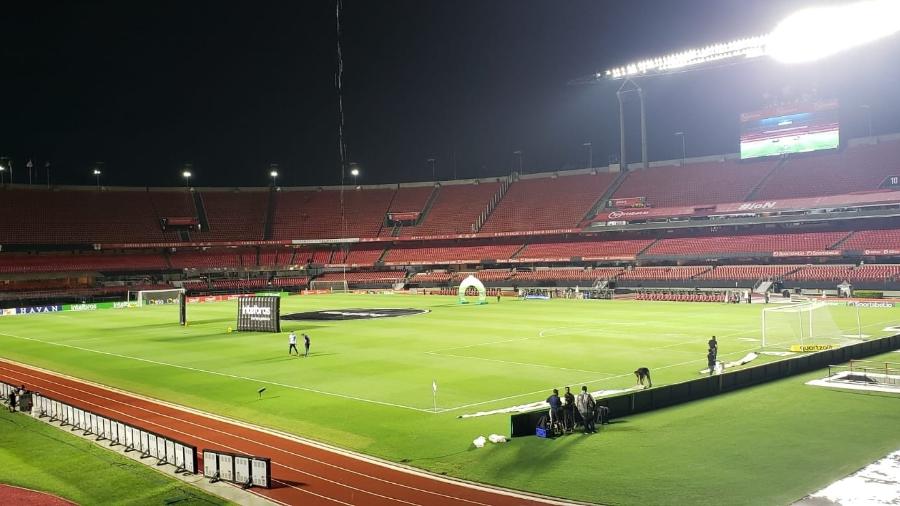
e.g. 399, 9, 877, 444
761, 300, 861, 348
129, 288, 186, 307
309, 280, 350, 293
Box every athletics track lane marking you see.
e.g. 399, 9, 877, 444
0, 361, 569, 506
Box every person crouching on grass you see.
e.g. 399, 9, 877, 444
634, 367, 652, 388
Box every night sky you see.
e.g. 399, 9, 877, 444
3, 0, 900, 188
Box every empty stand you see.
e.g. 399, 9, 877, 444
847, 264, 900, 282
0, 188, 181, 244
516, 239, 652, 261
783, 264, 854, 282
272, 188, 395, 240
754, 140, 900, 199
0, 252, 167, 273
399, 182, 501, 236
200, 190, 268, 241
646, 232, 848, 256
383, 242, 521, 264
480, 173, 615, 233
610, 159, 773, 208
841, 229, 900, 251
168, 249, 245, 269
618, 266, 711, 281
695, 265, 800, 280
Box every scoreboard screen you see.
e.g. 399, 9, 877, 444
740, 100, 839, 159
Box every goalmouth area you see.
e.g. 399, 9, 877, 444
1, 293, 899, 505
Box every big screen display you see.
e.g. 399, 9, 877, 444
740, 99, 839, 159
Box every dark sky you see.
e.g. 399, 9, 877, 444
3, 0, 900, 188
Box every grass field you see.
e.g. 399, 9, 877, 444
1, 294, 899, 504
0, 406, 230, 505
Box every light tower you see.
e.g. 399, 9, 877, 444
182, 166, 193, 189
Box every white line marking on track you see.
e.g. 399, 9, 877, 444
1, 358, 573, 505
0, 365, 490, 506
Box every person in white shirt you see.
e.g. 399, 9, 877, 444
288, 331, 299, 356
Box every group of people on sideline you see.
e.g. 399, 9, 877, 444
546, 386, 610, 435
5, 384, 28, 413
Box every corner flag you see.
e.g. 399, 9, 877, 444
432, 380, 437, 412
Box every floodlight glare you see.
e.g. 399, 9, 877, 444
270, 170, 278, 178
350, 168, 360, 177
600, 0, 900, 79
767, 0, 900, 63
182, 171, 192, 178
93, 169, 101, 175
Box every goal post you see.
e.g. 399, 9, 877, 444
129, 288, 186, 307
309, 280, 349, 293
761, 300, 862, 349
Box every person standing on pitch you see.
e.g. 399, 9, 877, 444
303, 333, 311, 357
288, 331, 299, 356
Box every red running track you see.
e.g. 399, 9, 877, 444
0, 359, 570, 506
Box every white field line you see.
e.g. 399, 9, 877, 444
0, 331, 433, 413
0, 358, 575, 506
440, 318, 899, 413
2, 315, 896, 417
0, 366, 416, 506
424, 351, 616, 376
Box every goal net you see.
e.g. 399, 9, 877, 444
129, 288, 186, 307
761, 300, 862, 349
309, 280, 349, 293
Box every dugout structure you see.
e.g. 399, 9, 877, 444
237, 296, 281, 333
458, 275, 487, 304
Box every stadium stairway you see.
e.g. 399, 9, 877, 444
830, 231, 854, 249
580, 169, 629, 225
743, 157, 788, 201
396, 185, 441, 236
634, 238, 660, 257
377, 188, 399, 237
472, 177, 511, 233
264, 187, 277, 240
192, 191, 210, 234
509, 243, 528, 259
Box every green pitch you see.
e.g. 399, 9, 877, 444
741, 129, 839, 159
0, 407, 230, 505
1, 295, 899, 505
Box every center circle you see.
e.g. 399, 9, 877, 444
282, 308, 429, 321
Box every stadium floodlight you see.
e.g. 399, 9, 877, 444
269, 170, 278, 178
92, 168, 102, 189
350, 167, 359, 177
767, 0, 900, 63
599, 0, 900, 79
601, 36, 769, 79
0, 162, 5, 185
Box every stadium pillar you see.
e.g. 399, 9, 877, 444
617, 89, 626, 171
639, 87, 648, 169
616, 79, 648, 171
